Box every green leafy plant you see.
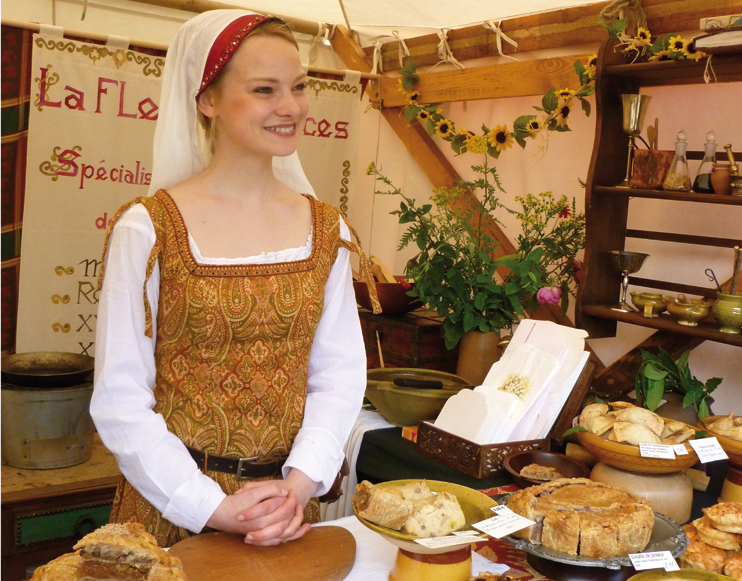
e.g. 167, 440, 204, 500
367, 158, 544, 350
635, 347, 722, 419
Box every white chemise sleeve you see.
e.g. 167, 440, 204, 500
282, 219, 366, 496
91, 204, 226, 534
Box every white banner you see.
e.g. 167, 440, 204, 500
297, 77, 362, 219
16, 35, 163, 355
16, 40, 362, 356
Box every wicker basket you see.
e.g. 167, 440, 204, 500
415, 360, 597, 479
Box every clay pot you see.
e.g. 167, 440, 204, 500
710, 162, 732, 196
455, 331, 504, 386
712, 291, 742, 334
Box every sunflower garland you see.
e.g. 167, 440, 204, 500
599, 17, 706, 63
396, 55, 595, 160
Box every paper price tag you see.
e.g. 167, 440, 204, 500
673, 444, 689, 456
414, 535, 481, 549
639, 443, 675, 459
472, 506, 536, 539
690, 437, 728, 463
629, 551, 679, 572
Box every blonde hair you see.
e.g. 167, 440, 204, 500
197, 19, 299, 161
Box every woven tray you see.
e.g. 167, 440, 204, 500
416, 360, 596, 479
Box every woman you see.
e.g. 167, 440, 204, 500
92, 10, 379, 548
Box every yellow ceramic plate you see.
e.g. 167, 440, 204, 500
576, 417, 699, 474
353, 479, 496, 554
628, 569, 731, 581
698, 415, 742, 467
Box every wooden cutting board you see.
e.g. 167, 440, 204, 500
169, 526, 356, 581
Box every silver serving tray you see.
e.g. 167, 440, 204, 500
497, 494, 688, 571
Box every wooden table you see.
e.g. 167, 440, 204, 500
1, 434, 120, 581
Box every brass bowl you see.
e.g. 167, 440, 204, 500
353, 479, 496, 554
575, 417, 699, 473
666, 299, 711, 327
365, 369, 471, 427
698, 415, 742, 467
630, 292, 671, 318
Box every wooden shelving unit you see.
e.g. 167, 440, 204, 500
575, 39, 742, 346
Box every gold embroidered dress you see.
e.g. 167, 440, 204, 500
96, 191, 378, 546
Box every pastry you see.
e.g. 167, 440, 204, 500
353, 480, 466, 538
677, 524, 726, 573
353, 480, 413, 530
584, 415, 616, 436
30, 523, 185, 581
579, 403, 609, 428
506, 478, 653, 559
704, 502, 742, 533
693, 516, 742, 551
613, 421, 662, 445
725, 553, 742, 580
519, 464, 563, 481
614, 407, 664, 437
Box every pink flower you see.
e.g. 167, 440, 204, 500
399, 280, 413, 290
558, 206, 571, 219
571, 259, 582, 284
537, 286, 562, 305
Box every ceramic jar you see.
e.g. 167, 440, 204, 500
712, 291, 742, 334
710, 162, 732, 196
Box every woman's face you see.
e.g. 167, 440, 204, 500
199, 33, 308, 160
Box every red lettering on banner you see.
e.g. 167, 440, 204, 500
138, 98, 159, 121
55, 149, 80, 177
64, 86, 85, 111
118, 81, 137, 118
96, 78, 118, 113
39, 68, 62, 108
95, 213, 109, 229
335, 121, 349, 139
303, 118, 317, 136
317, 119, 332, 138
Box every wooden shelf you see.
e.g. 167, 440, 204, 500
581, 305, 742, 347
593, 186, 742, 205
605, 53, 742, 85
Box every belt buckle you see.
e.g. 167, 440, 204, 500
236, 456, 260, 480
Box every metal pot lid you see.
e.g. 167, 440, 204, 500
1, 352, 95, 388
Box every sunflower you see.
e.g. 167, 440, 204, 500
586, 54, 598, 69
407, 91, 421, 105
669, 35, 685, 53
684, 41, 705, 61
648, 50, 671, 62
556, 88, 575, 100
457, 129, 475, 139
435, 118, 455, 139
526, 119, 542, 136
556, 100, 573, 127
466, 135, 489, 154
488, 125, 513, 152
636, 27, 652, 44
417, 110, 431, 123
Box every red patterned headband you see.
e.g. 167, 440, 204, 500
197, 14, 281, 97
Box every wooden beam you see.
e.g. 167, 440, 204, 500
366, 0, 742, 72
380, 54, 590, 107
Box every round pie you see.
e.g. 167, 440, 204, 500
506, 478, 654, 559
677, 524, 727, 573
725, 553, 742, 580
703, 502, 742, 533
693, 515, 742, 551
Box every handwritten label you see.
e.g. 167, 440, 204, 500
689, 437, 728, 463
629, 551, 679, 571
673, 444, 689, 456
472, 505, 536, 539
414, 534, 483, 549
639, 443, 675, 459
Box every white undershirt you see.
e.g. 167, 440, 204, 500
91, 203, 366, 533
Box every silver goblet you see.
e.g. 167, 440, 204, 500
609, 250, 649, 312
617, 94, 652, 188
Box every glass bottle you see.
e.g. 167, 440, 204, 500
693, 130, 716, 193
663, 130, 691, 191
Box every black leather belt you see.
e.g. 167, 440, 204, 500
187, 446, 287, 480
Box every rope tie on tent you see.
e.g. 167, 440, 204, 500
309, 23, 330, 64
431, 29, 465, 71
483, 20, 519, 60
371, 40, 384, 74
599, 0, 647, 33
703, 55, 716, 84
391, 31, 410, 68
336, 0, 353, 33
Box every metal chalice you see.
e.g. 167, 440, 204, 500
609, 250, 649, 312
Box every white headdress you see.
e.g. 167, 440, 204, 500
149, 10, 315, 197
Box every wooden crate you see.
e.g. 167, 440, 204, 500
358, 309, 458, 373
416, 360, 596, 479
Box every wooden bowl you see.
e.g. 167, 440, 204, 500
353, 279, 423, 315
698, 415, 742, 467
503, 451, 590, 488
575, 418, 699, 474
